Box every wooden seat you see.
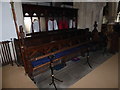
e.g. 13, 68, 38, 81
15, 27, 93, 80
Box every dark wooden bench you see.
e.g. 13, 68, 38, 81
15, 27, 93, 81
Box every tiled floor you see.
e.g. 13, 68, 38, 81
70, 53, 118, 88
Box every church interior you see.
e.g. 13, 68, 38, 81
0, 1, 120, 89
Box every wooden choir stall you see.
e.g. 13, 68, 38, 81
14, 4, 94, 86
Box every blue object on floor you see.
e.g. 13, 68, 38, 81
53, 64, 65, 70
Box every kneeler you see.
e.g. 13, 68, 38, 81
53, 63, 66, 70
31, 41, 94, 69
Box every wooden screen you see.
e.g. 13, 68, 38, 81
22, 4, 78, 34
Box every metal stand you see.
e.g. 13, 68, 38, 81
103, 46, 109, 56
11, 38, 19, 66
86, 48, 92, 68
48, 55, 63, 90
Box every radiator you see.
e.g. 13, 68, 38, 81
0, 41, 13, 66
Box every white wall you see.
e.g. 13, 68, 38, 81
1, 2, 24, 42
14, 2, 24, 29
74, 2, 106, 32
0, 2, 24, 62
0, 2, 2, 42
0, 2, 2, 90
1, 2, 17, 41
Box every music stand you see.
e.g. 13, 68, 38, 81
86, 48, 92, 68
48, 55, 63, 90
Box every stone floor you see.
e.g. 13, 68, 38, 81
34, 50, 113, 88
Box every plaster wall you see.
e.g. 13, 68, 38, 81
74, 2, 106, 32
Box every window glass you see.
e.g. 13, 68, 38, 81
31, 17, 40, 33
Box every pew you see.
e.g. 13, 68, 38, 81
17, 26, 93, 81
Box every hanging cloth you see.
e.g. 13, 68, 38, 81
48, 19, 58, 31
54, 20, 58, 30
58, 20, 63, 30
73, 20, 76, 28
63, 20, 68, 29
33, 19, 39, 32
69, 19, 73, 28
48, 19, 53, 31
58, 19, 68, 30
